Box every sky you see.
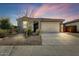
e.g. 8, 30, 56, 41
0, 3, 79, 25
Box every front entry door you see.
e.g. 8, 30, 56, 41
33, 22, 38, 32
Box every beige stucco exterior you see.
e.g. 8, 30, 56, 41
17, 18, 24, 32
17, 17, 64, 33
18, 21, 62, 33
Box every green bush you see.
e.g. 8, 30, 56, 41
0, 29, 8, 38
26, 29, 32, 36
27, 29, 32, 36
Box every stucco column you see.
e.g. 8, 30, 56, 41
39, 21, 41, 32
31, 21, 34, 32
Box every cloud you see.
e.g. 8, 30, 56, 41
32, 4, 70, 18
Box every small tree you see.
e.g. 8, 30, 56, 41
0, 17, 12, 37
0, 18, 11, 29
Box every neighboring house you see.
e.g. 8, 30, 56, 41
17, 16, 64, 33
64, 19, 79, 33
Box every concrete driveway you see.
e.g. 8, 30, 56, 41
41, 33, 79, 45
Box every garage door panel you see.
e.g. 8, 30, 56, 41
41, 22, 60, 32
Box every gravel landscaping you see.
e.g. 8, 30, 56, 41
0, 34, 41, 45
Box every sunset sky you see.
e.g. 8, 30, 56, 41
0, 3, 79, 25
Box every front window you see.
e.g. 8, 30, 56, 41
23, 21, 28, 29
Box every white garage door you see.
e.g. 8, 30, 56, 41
41, 22, 60, 32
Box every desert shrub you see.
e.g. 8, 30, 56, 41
25, 28, 32, 36
27, 29, 32, 36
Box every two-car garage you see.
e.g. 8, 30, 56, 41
40, 22, 60, 33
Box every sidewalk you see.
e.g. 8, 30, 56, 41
0, 45, 79, 56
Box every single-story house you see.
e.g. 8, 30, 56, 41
64, 19, 79, 33
17, 16, 64, 33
